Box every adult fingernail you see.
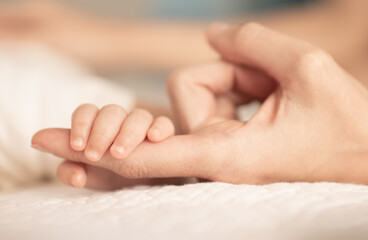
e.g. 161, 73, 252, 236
209, 22, 230, 35
31, 144, 50, 153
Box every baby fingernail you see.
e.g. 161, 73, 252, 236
113, 145, 125, 155
72, 138, 84, 149
86, 150, 100, 161
31, 144, 50, 153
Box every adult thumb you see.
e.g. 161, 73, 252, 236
206, 22, 323, 84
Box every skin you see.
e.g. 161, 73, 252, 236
32, 23, 368, 189
33, 104, 176, 189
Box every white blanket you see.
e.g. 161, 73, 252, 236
1, 182, 368, 240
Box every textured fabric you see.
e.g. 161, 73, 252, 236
0, 182, 368, 240
0, 44, 135, 189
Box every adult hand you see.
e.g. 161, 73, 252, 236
32, 23, 368, 185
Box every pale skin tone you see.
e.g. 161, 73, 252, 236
33, 104, 179, 190
32, 22, 368, 189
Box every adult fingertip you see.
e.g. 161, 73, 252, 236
31, 128, 66, 154
31, 128, 49, 146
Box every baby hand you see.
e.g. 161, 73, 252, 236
70, 104, 175, 161
53, 104, 175, 189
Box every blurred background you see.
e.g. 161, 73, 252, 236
0, 0, 367, 114
0, 0, 316, 19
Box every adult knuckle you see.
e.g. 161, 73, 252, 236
296, 48, 330, 68
119, 160, 149, 179
71, 151, 85, 163
289, 47, 332, 79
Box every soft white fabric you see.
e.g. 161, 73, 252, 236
0, 182, 368, 240
0, 44, 135, 189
